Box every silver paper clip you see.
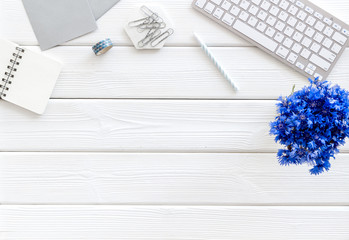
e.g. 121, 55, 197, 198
150, 28, 174, 47
128, 13, 159, 28
138, 28, 162, 48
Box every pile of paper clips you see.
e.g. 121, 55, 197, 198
128, 6, 174, 48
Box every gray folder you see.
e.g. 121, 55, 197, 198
22, 0, 98, 50
89, 0, 121, 20
22, 0, 120, 50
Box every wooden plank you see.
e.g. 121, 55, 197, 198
34, 46, 349, 99
1, 0, 349, 46
0, 153, 348, 205
1, 206, 348, 239
0, 99, 279, 152
2, 100, 349, 152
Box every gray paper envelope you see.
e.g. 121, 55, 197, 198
88, 0, 121, 20
22, 0, 98, 50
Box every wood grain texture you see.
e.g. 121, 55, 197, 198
0, 153, 348, 205
1, 206, 349, 240
0, 99, 284, 152
28, 46, 349, 99
1, 0, 349, 47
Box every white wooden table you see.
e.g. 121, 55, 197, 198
1, 0, 349, 239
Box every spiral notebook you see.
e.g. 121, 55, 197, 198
0, 39, 62, 114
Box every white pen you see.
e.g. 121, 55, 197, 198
194, 32, 239, 91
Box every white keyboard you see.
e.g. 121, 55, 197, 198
192, 0, 349, 80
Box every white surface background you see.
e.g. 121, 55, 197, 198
1, 0, 349, 239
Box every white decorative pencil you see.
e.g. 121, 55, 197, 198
194, 33, 239, 91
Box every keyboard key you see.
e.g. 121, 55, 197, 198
305, 16, 316, 26
240, 0, 250, 10
324, 17, 332, 25
296, 10, 307, 21
307, 63, 316, 71
211, 0, 222, 4
221, 0, 232, 11
293, 32, 303, 42
310, 54, 331, 71
284, 26, 294, 37
213, 8, 224, 19
248, 16, 258, 27
288, 5, 299, 15
195, 0, 207, 8
305, 27, 315, 38
233, 20, 278, 52
287, 16, 297, 27
266, 27, 276, 37
230, 6, 241, 16
333, 23, 341, 31
257, 10, 268, 21
304, 6, 314, 14
310, 42, 321, 53
314, 21, 325, 32
274, 32, 285, 43
305, 67, 314, 75
252, 0, 262, 5
266, 16, 277, 26
301, 48, 311, 59
287, 52, 298, 64
239, 11, 249, 21
275, 21, 286, 31
314, 32, 324, 43
319, 48, 336, 62
269, 6, 280, 16
231, 0, 240, 4
324, 26, 334, 37
261, 1, 271, 11
292, 43, 302, 53
301, 37, 312, 47
314, 12, 323, 20
222, 13, 235, 25
233, 20, 278, 51
331, 43, 342, 54
342, 29, 349, 37
249, 5, 259, 15
257, 22, 267, 32
296, 1, 305, 8
279, 0, 289, 10
332, 32, 347, 45
278, 11, 288, 21
322, 38, 333, 48
296, 61, 305, 70
204, 2, 215, 13
283, 38, 294, 48
296, 22, 306, 32
276, 46, 289, 58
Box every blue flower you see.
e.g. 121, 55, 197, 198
270, 78, 349, 175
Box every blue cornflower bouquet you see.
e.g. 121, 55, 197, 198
270, 78, 349, 175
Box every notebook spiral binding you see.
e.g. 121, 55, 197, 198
0, 47, 25, 98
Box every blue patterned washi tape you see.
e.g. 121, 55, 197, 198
92, 38, 113, 56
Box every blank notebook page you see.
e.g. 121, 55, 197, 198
1, 40, 62, 114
